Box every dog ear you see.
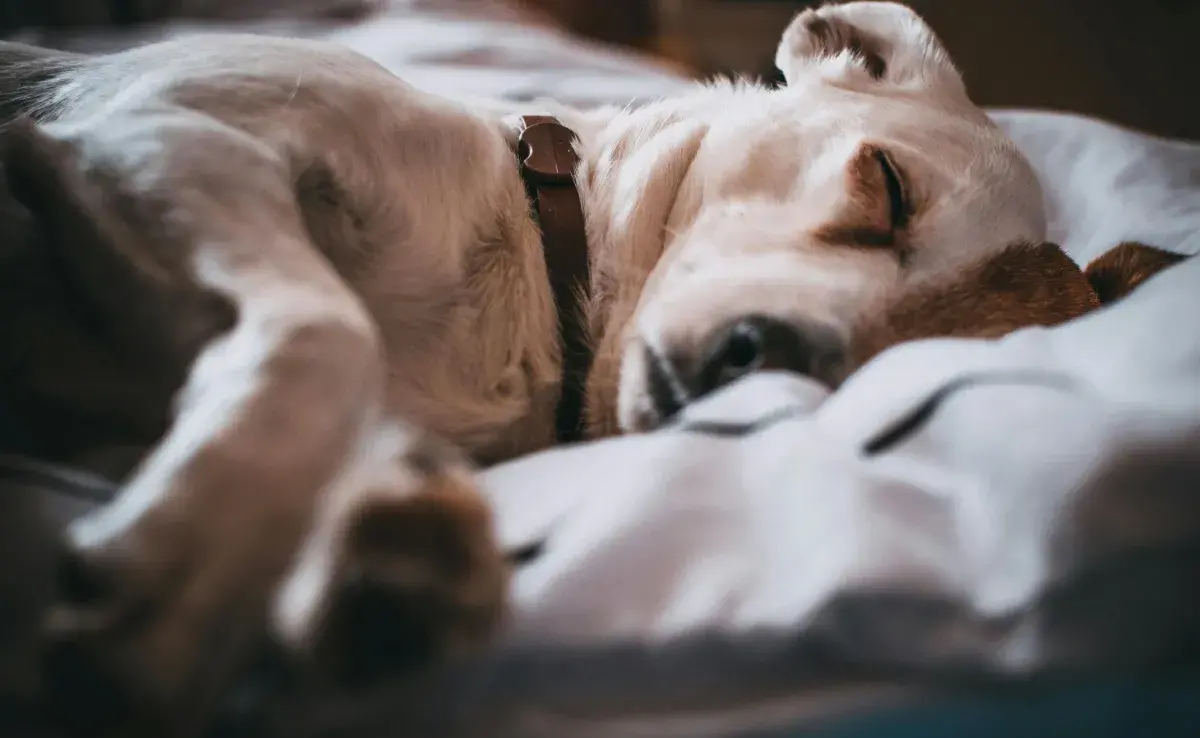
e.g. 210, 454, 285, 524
975, 241, 1103, 324
1083, 241, 1188, 305
776, 8, 889, 86
849, 241, 1100, 370
774, 3, 969, 99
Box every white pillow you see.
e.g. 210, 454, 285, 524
991, 110, 1200, 262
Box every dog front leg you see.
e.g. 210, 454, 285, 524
45, 277, 385, 735
11, 116, 507, 737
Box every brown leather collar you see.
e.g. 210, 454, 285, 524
516, 115, 592, 442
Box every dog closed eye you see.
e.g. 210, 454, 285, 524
816, 143, 912, 251
874, 148, 909, 231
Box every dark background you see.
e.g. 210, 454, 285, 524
3, 0, 1196, 139
523, 0, 1200, 141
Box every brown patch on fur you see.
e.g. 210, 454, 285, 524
849, 241, 1099, 375
814, 144, 909, 254
1083, 241, 1187, 304
803, 13, 887, 79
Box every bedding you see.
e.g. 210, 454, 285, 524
3, 1, 1200, 736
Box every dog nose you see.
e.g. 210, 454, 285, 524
698, 315, 844, 391
646, 316, 844, 421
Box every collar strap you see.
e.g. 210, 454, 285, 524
516, 115, 592, 442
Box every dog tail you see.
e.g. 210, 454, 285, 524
0, 42, 84, 127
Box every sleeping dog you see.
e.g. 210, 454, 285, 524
0, 2, 1185, 735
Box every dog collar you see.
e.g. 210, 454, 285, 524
516, 115, 592, 443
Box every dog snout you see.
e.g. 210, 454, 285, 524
646, 316, 845, 421
701, 315, 845, 391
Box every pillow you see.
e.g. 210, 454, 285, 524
991, 110, 1200, 263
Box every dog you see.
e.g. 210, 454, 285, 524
0, 2, 1186, 735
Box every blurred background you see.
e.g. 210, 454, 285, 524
1, 0, 1198, 139
521, 0, 1200, 141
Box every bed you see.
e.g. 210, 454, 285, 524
2, 1, 1200, 736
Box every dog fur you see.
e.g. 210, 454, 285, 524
0, 3, 1187, 735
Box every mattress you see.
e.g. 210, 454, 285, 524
5, 2, 1200, 736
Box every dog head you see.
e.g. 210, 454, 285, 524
596, 2, 1099, 434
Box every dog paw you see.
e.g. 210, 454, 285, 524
40, 424, 506, 734
273, 430, 509, 688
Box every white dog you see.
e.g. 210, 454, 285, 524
0, 3, 1173, 735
